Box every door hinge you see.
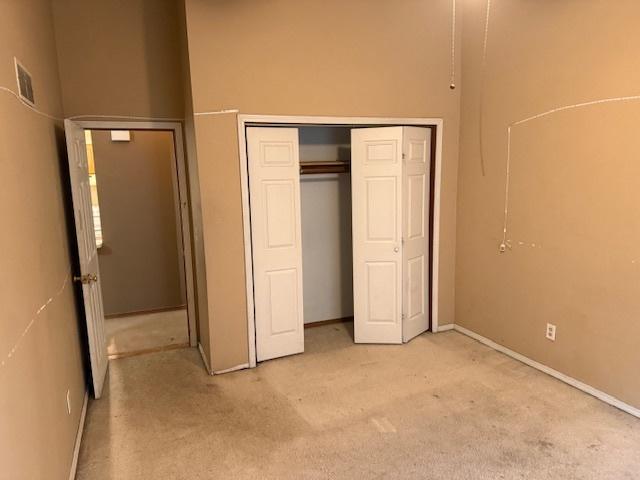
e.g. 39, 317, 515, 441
402, 153, 406, 160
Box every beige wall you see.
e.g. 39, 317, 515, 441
177, 0, 210, 361
184, 0, 462, 370
456, 0, 640, 408
92, 130, 186, 316
52, 0, 185, 119
0, 0, 86, 478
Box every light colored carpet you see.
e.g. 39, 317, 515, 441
105, 308, 189, 356
77, 323, 640, 480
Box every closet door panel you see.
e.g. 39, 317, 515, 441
248, 127, 304, 362
352, 127, 403, 344
402, 127, 431, 342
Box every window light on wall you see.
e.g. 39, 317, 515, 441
84, 130, 104, 249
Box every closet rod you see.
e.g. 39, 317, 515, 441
300, 161, 350, 175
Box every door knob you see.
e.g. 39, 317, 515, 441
394, 247, 399, 253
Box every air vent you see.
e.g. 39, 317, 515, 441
14, 58, 35, 106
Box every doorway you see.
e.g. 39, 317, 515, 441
237, 115, 444, 367
84, 128, 188, 358
65, 120, 197, 397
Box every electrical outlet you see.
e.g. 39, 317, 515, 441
66, 390, 71, 415
546, 323, 557, 341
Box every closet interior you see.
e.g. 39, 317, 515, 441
299, 127, 354, 330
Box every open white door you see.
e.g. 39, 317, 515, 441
64, 120, 108, 398
351, 127, 404, 343
402, 127, 431, 342
247, 127, 305, 362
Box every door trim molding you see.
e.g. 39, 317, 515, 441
237, 115, 444, 368
71, 120, 198, 348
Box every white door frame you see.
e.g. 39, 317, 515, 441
238, 115, 444, 368
72, 120, 198, 347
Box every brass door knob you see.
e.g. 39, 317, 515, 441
73, 274, 98, 284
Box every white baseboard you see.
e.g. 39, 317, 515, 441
68, 390, 88, 480
198, 343, 249, 376
436, 324, 455, 332
214, 363, 249, 375
453, 324, 640, 419
198, 343, 213, 375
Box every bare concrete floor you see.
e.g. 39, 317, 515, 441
77, 324, 640, 480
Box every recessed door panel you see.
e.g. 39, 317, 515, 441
365, 142, 397, 163
261, 142, 294, 166
366, 177, 397, 242
408, 139, 427, 163
264, 181, 296, 248
366, 262, 397, 324
267, 268, 300, 335
407, 255, 425, 320
407, 174, 425, 240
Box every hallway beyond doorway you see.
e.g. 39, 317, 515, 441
105, 308, 189, 358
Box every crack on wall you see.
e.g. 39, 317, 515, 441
1, 276, 70, 371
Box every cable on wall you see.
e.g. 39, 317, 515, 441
499, 95, 640, 253
194, 109, 240, 116
67, 114, 184, 122
1, 86, 185, 123
0, 85, 62, 121
478, 0, 492, 176
449, 0, 457, 90
0, 275, 70, 371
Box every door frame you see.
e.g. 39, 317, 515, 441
71, 120, 198, 348
238, 115, 444, 368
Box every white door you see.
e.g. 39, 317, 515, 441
64, 120, 108, 398
402, 127, 431, 342
248, 127, 305, 362
351, 127, 404, 343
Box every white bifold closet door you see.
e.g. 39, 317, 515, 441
401, 127, 431, 342
351, 126, 430, 344
247, 127, 305, 362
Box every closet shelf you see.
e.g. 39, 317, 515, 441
300, 161, 350, 175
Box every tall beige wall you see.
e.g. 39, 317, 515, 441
51, 0, 210, 351
184, 0, 462, 370
51, 0, 185, 119
0, 0, 86, 478
456, 0, 640, 408
177, 0, 210, 359
92, 130, 186, 316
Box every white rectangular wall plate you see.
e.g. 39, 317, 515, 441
111, 130, 131, 142
546, 323, 557, 341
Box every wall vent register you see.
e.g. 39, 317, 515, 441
14, 58, 35, 106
